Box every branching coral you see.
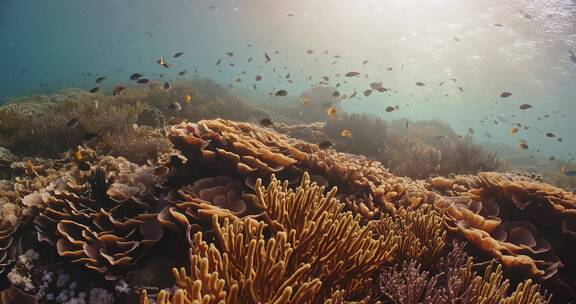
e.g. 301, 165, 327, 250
246, 173, 397, 300
377, 243, 550, 304
142, 173, 397, 303
371, 207, 446, 267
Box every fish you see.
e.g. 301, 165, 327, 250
518, 142, 529, 150
66, 118, 80, 128
494, 23, 503, 27
178, 70, 187, 76
362, 60, 369, 65
216, 58, 222, 65
89, 87, 100, 93
405, 120, 409, 128
564, 170, 576, 177
519, 104, 532, 110
306, 50, 314, 54
265, 53, 271, 62
509, 127, 519, 134
340, 129, 353, 138
387, 67, 393, 71
130, 73, 143, 81
549, 156, 556, 161
113, 86, 126, 96
345, 72, 360, 77
416, 82, 426, 86
500, 92, 512, 98
323, 76, 330, 82
184, 94, 192, 104
226, 52, 234, 57
77, 161, 91, 171
385, 106, 398, 112
137, 78, 149, 84
74, 150, 83, 161
157, 57, 170, 68
454, 37, 461, 42
363, 89, 373, 97
174, 51, 184, 58
458, 86, 464, 92
438, 81, 445, 86
168, 102, 182, 112
332, 91, 340, 98
164, 82, 171, 90
274, 90, 288, 97
259, 118, 273, 127
546, 132, 555, 138
468, 128, 475, 134
326, 106, 337, 117
95, 77, 106, 83
318, 141, 334, 150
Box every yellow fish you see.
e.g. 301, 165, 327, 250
184, 94, 192, 104
326, 106, 337, 118
74, 150, 83, 161
300, 97, 309, 106
340, 129, 353, 138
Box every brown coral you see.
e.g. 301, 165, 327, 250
0, 286, 37, 304
0, 203, 22, 274
428, 172, 576, 297
32, 156, 168, 275
142, 173, 398, 303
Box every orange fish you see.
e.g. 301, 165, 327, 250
326, 106, 337, 117
184, 94, 192, 104
509, 127, 519, 134
340, 129, 353, 138
74, 150, 83, 161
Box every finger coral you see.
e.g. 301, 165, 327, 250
142, 173, 398, 303
377, 242, 550, 304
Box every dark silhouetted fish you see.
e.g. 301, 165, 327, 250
137, 78, 149, 84
519, 104, 532, 110
259, 118, 273, 127
500, 92, 512, 98
345, 72, 360, 77
164, 82, 171, 90
318, 141, 333, 150
168, 102, 182, 112
89, 87, 100, 93
385, 106, 398, 112
113, 86, 126, 96
95, 77, 106, 83
130, 73, 143, 81
416, 82, 425, 86
274, 90, 287, 96
178, 70, 187, 76
174, 51, 184, 58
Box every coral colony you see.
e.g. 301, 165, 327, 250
1, 82, 575, 304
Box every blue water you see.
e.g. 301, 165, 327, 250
1, 0, 575, 160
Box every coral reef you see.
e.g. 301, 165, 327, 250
0, 79, 263, 160
0, 116, 568, 303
